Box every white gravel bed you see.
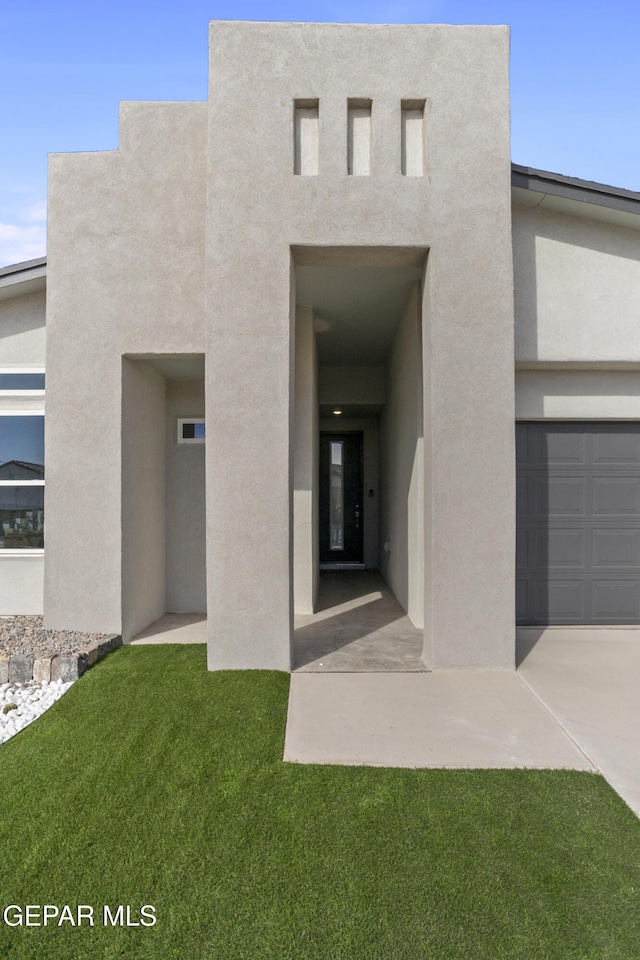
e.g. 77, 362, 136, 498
0, 678, 74, 744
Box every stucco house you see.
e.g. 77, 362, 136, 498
1, 21, 639, 672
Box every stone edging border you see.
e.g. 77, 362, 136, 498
0, 634, 122, 684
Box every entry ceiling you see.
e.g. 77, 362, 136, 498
296, 265, 422, 365
133, 354, 205, 380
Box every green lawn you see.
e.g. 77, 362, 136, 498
1, 645, 639, 959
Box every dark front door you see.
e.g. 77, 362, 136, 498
319, 433, 363, 563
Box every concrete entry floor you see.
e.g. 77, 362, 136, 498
293, 570, 425, 672
129, 613, 206, 644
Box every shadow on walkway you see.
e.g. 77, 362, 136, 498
293, 571, 425, 672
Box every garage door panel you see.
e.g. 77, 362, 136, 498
516, 579, 528, 622
592, 431, 640, 465
516, 475, 530, 517
592, 477, 640, 517
544, 476, 587, 517
544, 580, 587, 623
515, 426, 531, 466
516, 525, 529, 569
591, 580, 640, 621
592, 528, 640, 568
544, 430, 588, 465
542, 528, 587, 568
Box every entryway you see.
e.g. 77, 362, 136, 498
129, 613, 206, 644
293, 570, 425, 671
292, 246, 427, 670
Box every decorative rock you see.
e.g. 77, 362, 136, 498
8, 656, 33, 683
85, 647, 99, 667
33, 657, 52, 683
96, 635, 121, 658
0, 678, 75, 744
0, 624, 121, 683
52, 654, 91, 682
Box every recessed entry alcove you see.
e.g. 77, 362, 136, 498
121, 354, 206, 642
292, 246, 427, 671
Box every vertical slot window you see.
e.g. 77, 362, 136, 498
347, 99, 372, 176
294, 99, 319, 176
329, 441, 344, 550
401, 99, 425, 177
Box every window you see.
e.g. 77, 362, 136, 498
0, 414, 45, 550
0, 369, 45, 393
177, 419, 205, 444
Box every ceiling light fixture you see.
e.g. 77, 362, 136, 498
333, 409, 342, 415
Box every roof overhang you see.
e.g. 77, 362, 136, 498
511, 164, 640, 231
0, 257, 47, 301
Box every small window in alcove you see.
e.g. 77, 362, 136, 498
177, 419, 205, 443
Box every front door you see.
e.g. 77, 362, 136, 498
319, 433, 363, 563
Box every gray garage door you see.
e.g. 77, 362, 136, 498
517, 422, 640, 625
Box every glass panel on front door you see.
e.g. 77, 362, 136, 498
319, 433, 363, 563
330, 441, 344, 550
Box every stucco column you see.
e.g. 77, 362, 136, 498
205, 249, 293, 670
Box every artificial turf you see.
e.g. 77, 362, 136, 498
0, 645, 639, 959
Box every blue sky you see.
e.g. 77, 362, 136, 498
1, 0, 639, 266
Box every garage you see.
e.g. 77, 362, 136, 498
517, 422, 640, 625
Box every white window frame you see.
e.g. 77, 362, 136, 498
0, 367, 45, 398
177, 418, 206, 444
0, 409, 45, 556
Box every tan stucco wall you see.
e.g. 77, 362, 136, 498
379, 285, 424, 628
206, 21, 514, 670
121, 359, 166, 641
165, 380, 206, 613
0, 555, 44, 615
513, 203, 640, 363
516, 370, 640, 419
45, 101, 207, 634
0, 290, 46, 367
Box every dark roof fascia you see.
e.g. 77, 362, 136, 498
511, 164, 640, 217
0, 257, 47, 280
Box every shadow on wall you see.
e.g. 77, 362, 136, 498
512, 202, 640, 363
515, 627, 546, 667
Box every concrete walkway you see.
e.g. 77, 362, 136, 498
285, 628, 640, 817
285, 671, 593, 770
128, 613, 206, 644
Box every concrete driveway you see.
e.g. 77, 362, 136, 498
517, 628, 640, 817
